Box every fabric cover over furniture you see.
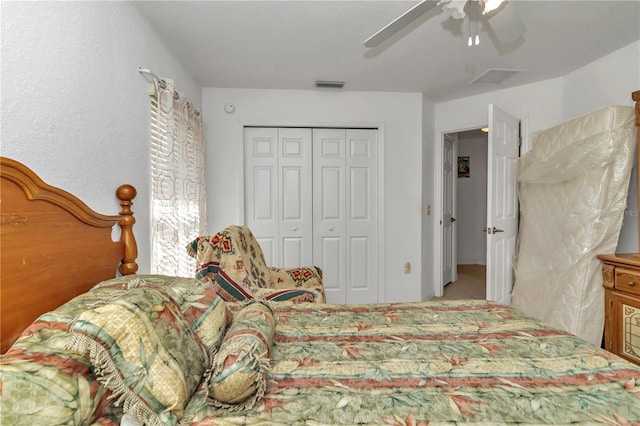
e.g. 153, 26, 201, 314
512, 105, 636, 345
188, 225, 325, 303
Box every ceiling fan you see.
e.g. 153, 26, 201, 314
364, 0, 526, 48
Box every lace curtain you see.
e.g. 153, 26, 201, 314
149, 79, 207, 276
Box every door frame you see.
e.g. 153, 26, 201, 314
434, 124, 484, 297
238, 120, 386, 303
433, 114, 530, 298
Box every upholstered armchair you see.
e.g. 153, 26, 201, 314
187, 225, 325, 303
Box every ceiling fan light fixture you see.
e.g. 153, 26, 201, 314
482, 0, 505, 14
363, 0, 525, 49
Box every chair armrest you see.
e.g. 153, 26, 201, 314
268, 266, 325, 303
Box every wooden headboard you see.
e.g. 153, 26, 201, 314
0, 157, 138, 353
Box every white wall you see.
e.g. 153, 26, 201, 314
1, 1, 202, 274
435, 78, 565, 146
561, 41, 640, 119
561, 40, 640, 253
202, 88, 424, 302
456, 134, 488, 265
421, 95, 436, 300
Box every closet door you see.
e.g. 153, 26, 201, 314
279, 128, 313, 267
313, 129, 378, 303
244, 128, 312, 267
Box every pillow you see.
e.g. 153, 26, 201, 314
0, 282, 146, 425
208, 301, 276, 410
67, 286, 209, 426
92, 275, 231, 351
163, 277, 231, 350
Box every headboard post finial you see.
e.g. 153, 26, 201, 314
117, 184, 138, 275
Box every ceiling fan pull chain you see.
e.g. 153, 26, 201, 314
467, 6, 473, 46
475, 5, 480, 46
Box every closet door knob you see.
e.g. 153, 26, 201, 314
329, 227, 334, 231
292, 226, 298, 231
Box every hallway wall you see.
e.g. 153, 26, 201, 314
456, 131, 488, 265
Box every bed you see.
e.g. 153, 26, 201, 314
1, 92, 640, 425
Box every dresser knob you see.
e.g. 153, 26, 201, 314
629, 281, 636, 287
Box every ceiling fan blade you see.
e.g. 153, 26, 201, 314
364, 0, 439, 48
486, 1, 526, 44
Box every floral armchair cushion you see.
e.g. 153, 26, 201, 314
187, 225, 325, 303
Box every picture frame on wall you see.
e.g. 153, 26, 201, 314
458, 156, 470, 178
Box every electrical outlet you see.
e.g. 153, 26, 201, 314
426, 204, 431, 215
404, 262, 411, 274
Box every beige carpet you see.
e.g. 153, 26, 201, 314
432, 264, 486, 300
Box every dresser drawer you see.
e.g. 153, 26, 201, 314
615, 267, 640, 296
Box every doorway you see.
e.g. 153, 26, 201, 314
447, 128, 488, 297
434, 105, 521, 304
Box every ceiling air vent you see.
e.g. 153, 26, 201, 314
470, 68, 521, 84
315, 80, 345, 89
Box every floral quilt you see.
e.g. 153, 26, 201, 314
183, 299, 640, 425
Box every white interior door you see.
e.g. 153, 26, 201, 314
245, 128, 312, 267
345, 129, 378, 303
313, 128, 378, 304
442, 134, 457, 286
313, 128, 346, 302
486, 105, 520, 304
244, 127, 279, 265
278, 128, 313, 267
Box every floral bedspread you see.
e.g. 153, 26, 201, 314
184, 299, 640, 425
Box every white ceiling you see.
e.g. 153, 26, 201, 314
133, 1, 640, 102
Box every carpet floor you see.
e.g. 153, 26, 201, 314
432, 264, 486, 300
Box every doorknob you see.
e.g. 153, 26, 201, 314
292, 226, 297, 231
483, 227, 503, 234
450, 217, 456, 222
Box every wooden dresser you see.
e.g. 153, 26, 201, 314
598, 253, 640, 365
